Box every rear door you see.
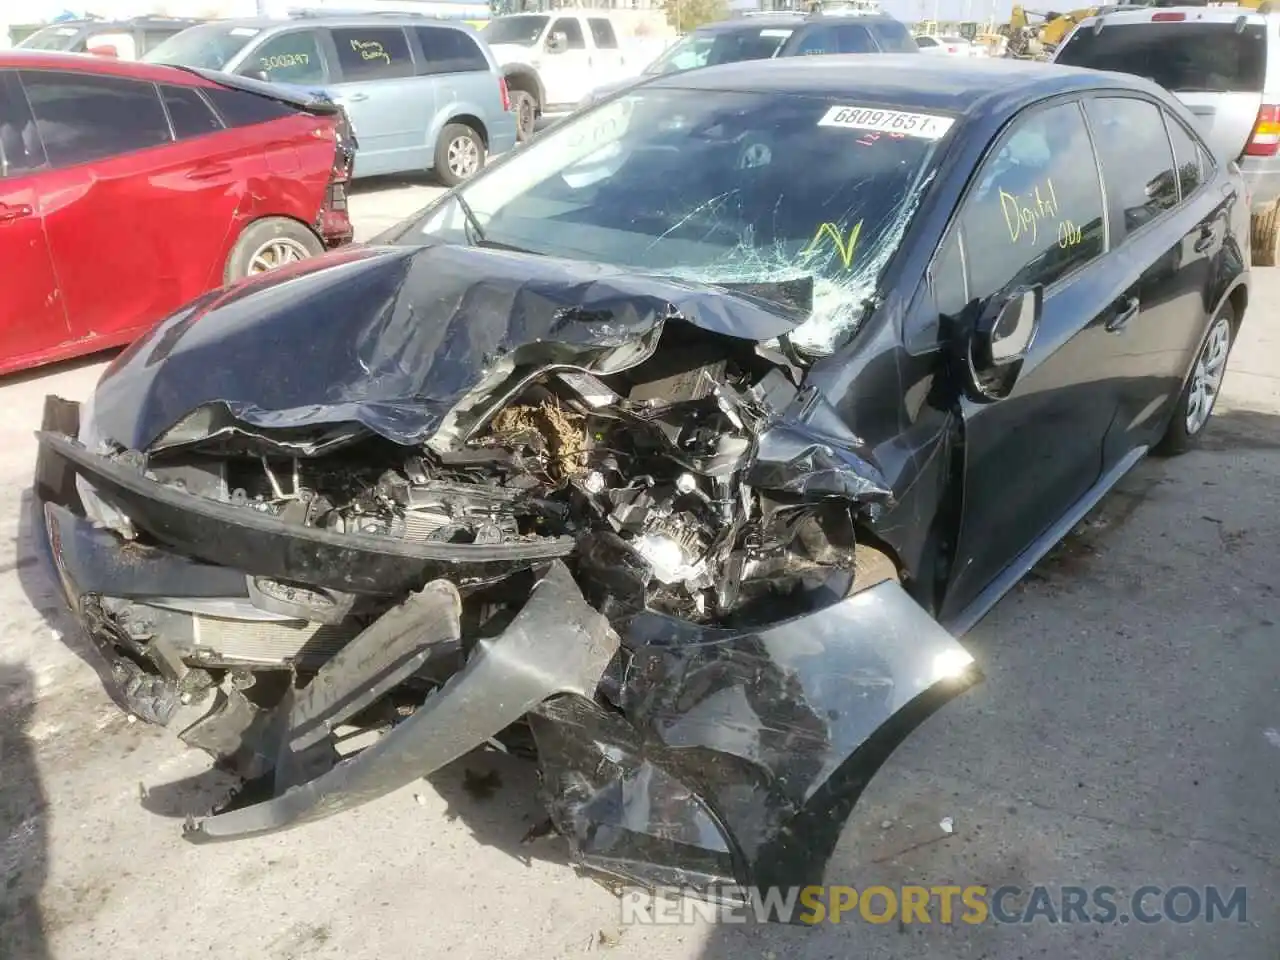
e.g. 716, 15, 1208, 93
18, 69, 240, 342
326, 26, 427, 176
0, 70, 67, 368
1055, 17, 1267, 163
1085, 94, 1228, 468
941, 97, 1121, 622
586, 17, 627, 82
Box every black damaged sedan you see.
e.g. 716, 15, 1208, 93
33, 56, 1248, 898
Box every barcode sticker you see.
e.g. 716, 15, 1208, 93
818, 105, 955, 140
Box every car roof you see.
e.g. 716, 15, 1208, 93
200, 15, 478, 31
647, 54, 1160, 110
1074, 4, 1275, 26
695, 12, 901, 33
27, 16, 200, 29
0, 49, 219, 85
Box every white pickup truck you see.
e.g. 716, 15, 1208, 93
483, 12, 643, 139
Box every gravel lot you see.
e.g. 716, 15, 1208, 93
0, 181, 1276, 960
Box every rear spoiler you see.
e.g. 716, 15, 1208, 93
171, 65, 343, 117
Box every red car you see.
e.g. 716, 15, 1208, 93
0, 51, 355, 376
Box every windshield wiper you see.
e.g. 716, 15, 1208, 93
454, 191, 487, 246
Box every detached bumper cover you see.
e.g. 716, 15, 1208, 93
34, 409, 978, 892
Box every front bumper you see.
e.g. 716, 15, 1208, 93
33, 395, 979, 895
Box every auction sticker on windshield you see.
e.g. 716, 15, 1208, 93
818, 106, 955, 140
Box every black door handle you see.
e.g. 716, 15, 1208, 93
1193, 225, 1214, 253
1105, 295, 1140, 333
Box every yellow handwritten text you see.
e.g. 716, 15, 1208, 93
999, 178, 1060, 246
351, 39, 391, 64
1057, 219, 1082, 249
803, 221, 863, 270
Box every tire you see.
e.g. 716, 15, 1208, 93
434, 122, 486, 188
1250, 201, 1279, 266
223, 218, 324, 285
511, 89, 538, 143
1154, 302, 1236, 456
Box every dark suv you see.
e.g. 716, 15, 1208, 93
15, 17, 202, 60
580, 12, 917, 106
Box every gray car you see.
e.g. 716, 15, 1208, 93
1054, 4, 1280, 264
144, 15, 516, 186
580, 11, 918, 107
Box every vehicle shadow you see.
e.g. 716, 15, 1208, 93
0, 664, 51, 960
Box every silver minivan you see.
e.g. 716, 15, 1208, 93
145, 14, 517, 186
1054, 5, 1280, 264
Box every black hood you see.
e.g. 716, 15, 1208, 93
91, 243, 812, 453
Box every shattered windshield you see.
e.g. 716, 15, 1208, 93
407, 88, 950, 353
643, 26, 794, 74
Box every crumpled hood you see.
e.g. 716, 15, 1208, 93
90, 242, 810, 453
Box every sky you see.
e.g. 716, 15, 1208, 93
879, 0, 1018, 23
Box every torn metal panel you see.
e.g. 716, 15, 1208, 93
39, 433, 575, 596
183, 561, 620, 842
531, 579, 979, 891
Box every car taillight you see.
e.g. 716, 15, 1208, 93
947, 45, 958, 52
1151, 11, 1185, 20
1245, 104, 1280, 156
498, 76, 512, 112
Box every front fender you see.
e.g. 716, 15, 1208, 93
530, 578, 980, 895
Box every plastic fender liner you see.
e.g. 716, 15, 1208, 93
183, 560, 620, 843
36, 432, 575, 596
530, 578, 980, 894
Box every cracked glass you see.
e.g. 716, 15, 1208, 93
412, 88, 949, 354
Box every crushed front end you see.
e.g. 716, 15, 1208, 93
31, 243, 978, 896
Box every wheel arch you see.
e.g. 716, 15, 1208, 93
502, 64, 544, 110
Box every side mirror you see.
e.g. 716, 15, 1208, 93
966, 285, 1042, 401
547, 31, 568, 53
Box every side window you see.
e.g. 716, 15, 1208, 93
204, 87, 297, 128
832, 24, 876, 53
0, 71, 46, 176
588, 18, 618, 49
1084, 97, 1178, 238
414, 27, 489, 74
161, 85, 223, 140
247, 31, 327, 85
19, 70, 170, 169
795, 27, 838, 55
1164, 113, 1203, 201
331, 27, 415, 81
932, 231, 969, 320
960, 99, 1105, 300
550, 18, 586, 50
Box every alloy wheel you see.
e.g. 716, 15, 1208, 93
247, 238, 312, 275
448, 135, 481, 180
1185, 314, 1231, 436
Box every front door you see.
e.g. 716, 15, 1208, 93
941, 98, 1122, 622
0, 71, 66, 371
539, 17, 593, 110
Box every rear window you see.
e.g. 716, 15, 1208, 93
1056, 21, 1266, 93
867, 19, 919, 53
204, 86, 298, 128
645, 27, 793, 74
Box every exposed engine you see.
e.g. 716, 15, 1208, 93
134, 334, 860, 630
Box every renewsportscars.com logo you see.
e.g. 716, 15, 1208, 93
619, 884, 1250, 926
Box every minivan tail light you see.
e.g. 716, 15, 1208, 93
498, 76, 512, 112
1245, 104, 1280, 156
1151, 11, 1185, 20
